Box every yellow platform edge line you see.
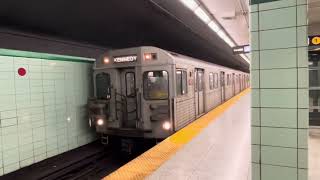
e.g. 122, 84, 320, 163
104, 88, 251, 180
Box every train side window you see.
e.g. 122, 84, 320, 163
209, 73, 214, 90
176, 70, 188, 96
143, 71, 169, 100
126, 72, 136, 97
213, 73, 219, 88
96, 72, 111, 99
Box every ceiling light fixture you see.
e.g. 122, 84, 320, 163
180, 0, 199, 10
179, 0, 249, 64
194, 7, 211, 23
240, 54, 250, 64
208, 21, 220, 32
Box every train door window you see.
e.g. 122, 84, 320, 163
182, 71, 187, 94
176, 71, 182, 95
209, 73, 214, 90
226, 74, 229, 86
176, 70, 188, 96
96, 72, 111, 99
125, 72, 136, 97
143, 71, 169, 100
227, 74, 229, 86
194, 71, 198, 92
213, 73, 219, 88
198, 70, 204, 91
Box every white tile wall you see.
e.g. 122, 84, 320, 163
252, 108, 260, 126
261, 127, 297, 147
0, 55, 96, 175
297, 47, 308, 68
297, 5, 307, 26
252, 163, 261, 180
260, 48, 297, 69
260, 27, 297, 50
250, 1, 308, 179
260, 89, 297, 108
259, 0, 296, 11
251, 12, 259, 32
261, 108, 297, 128
261, 146, 297, 167
297, 26, 308, 47
261, 165, 297, 180
260, 69, 297, 88
252, 145, 260, 163
259, 7, 296, 30
251, 51, 260, 70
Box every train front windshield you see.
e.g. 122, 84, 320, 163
96, 72, 111, 99
143, 71, 169, 100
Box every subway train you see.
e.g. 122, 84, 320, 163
88, 46, 249, 141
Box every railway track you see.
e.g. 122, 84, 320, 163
40, 147, 114, 180
1, 139, 156, 180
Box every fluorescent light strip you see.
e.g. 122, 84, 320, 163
208, 21, 220, 32
194, 7, 211, 23
180, 0, 247, 63
240, 54, 250, 64
180, 0, 199, 10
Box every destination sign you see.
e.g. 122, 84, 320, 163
113, 55, 138, 63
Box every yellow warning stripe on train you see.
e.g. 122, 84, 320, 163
104, 88, 251, 180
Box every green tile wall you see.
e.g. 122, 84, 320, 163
250, 0, 308, 180
0, 53, 96, 176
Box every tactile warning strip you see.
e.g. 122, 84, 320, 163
104, 88, 251, 180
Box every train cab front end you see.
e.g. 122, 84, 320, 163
88, 47, 175, 140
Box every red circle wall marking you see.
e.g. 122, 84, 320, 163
18, 68, 26, 76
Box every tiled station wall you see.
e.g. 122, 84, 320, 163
250, 0, 309, 180
0, 52, 96, 175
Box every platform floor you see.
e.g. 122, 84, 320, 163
105, 89, 320, 180
147, 93, 251, 180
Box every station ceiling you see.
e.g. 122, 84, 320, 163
0, 0, 249, 72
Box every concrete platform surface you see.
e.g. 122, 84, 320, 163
147, 93, 251, 180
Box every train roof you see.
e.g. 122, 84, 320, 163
153, 46, 246, 74
102, 46, 247, 74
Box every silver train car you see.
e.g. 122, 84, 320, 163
88, 46, 249, 140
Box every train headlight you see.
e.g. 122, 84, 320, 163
144, 53, 157, 61
162, 121, 171, 130
103, 57, 110, 64
97, 119, 104, 126
144, 53, 152, 60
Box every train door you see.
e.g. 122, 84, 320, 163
120, 68, 138, 128
232, 73, 235, 96
195, 68, 205, 116
220, 71, 226, 102
238, 75, 241, 91
239, 74, 243, 90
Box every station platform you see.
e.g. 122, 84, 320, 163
104, 89, 251, 180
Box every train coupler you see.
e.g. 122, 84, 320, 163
101, 135, 109, 145
121, 139, 134, 154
